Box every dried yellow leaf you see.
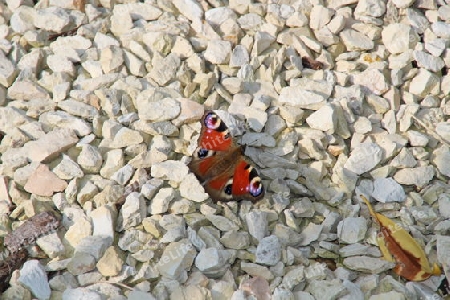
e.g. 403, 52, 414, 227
361, 195, 441, 281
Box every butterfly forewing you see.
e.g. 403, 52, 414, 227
199, 112, 232, 151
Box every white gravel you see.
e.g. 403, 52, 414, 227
0, 0, 449, 299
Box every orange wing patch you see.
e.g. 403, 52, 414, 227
360, 195, 441, 281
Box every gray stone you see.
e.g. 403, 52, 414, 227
57, 99, 98, 119
62, 288, 102, 300
338, 217, 367, 244
118, 228, 150, 253
75, 235, 112, 260
100, 149, 124, 179
149, 53, 181, 86
53, 155, 84, 180
157, 241, 196, 282
409, 69, 440, 98
172, 0, 204, 22
255, 235, 281, 266
151, 160, 189, 183
436, 122, 450, 144
344, 143, 383, 175
432, 146, 450, 177
36, 232, 65, 258
393, 0, 414, 7
0, 51, 17, 87
279, 86, 326, 110
306, 104, 337, 133
8, 80, 50, 100
109, 127, 143, 148
68, 269, 101, 287
100, 46, 124, 74
10, 6, 36, 34
432, 22, 450, 39
413, 50, 445, 72
76, 180, 98, 206
356, 0, 386, 17
369, 291, 406, 300
137, 98, 181, 122
230, 45, 249, 67
94, 32, 120, 49
393, 166, 434, 188
220, 231, 250, 250
149, 187, 175, 214
205, 7, 237, 25
141, 179, 163, 201
205, 214, 239, 232
372, 177, 406, 203
19, 260, 51, 300
299, 223, 323, 246
354, 117, 372, 134
117, 192, 146, 231
180, 173, 209, 203
39, 111, 92, 136
47, 55, 75, 76
111, 164, 135, 184
339, 243, 381, 258
425, 39, 446, 57
306, 279, 347, 300
245, 210, 268, 241
97, 246, 123, 277
77, 144, 103, 173
33, 7, 70, 32
253, 31, 276, 55
391, 148, 417, 169
204, 40, 232, 64
195, 247, 233, 278
49, 272, 78, 291
128, 291, 157, 300
343, 256, 395, 274
353, 69, 389, 95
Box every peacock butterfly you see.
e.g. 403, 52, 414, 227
188, 111, 265, 202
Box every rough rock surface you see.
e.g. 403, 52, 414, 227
0, 0, 447, 299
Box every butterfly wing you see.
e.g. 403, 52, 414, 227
188, 111, 265, 203
188, 111, 234, 182
203, 158, 264, 202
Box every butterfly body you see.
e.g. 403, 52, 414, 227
188, 111, 264, 202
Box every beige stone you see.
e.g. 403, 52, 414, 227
24, 164, 68, 197
97, 246, 123, 276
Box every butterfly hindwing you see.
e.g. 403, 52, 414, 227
203, 159, 264, 203
231, 160, 264, 202
188, 111, 265, 203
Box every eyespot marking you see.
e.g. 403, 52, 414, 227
204, 112, 228, 133
249, 177, 263, 197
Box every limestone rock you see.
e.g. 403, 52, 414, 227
255, 235, 281, 266
19, 260, 51, 300
372, 177, 406, 203
25, 128, 78, 163
97, 246, 123, 277
337, 217, 367, 244
157, 241, 196, 282
77, 144, 103, 173
382, 23, 418, 54
24, 164, 68, 197
344, 143, 383, 175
